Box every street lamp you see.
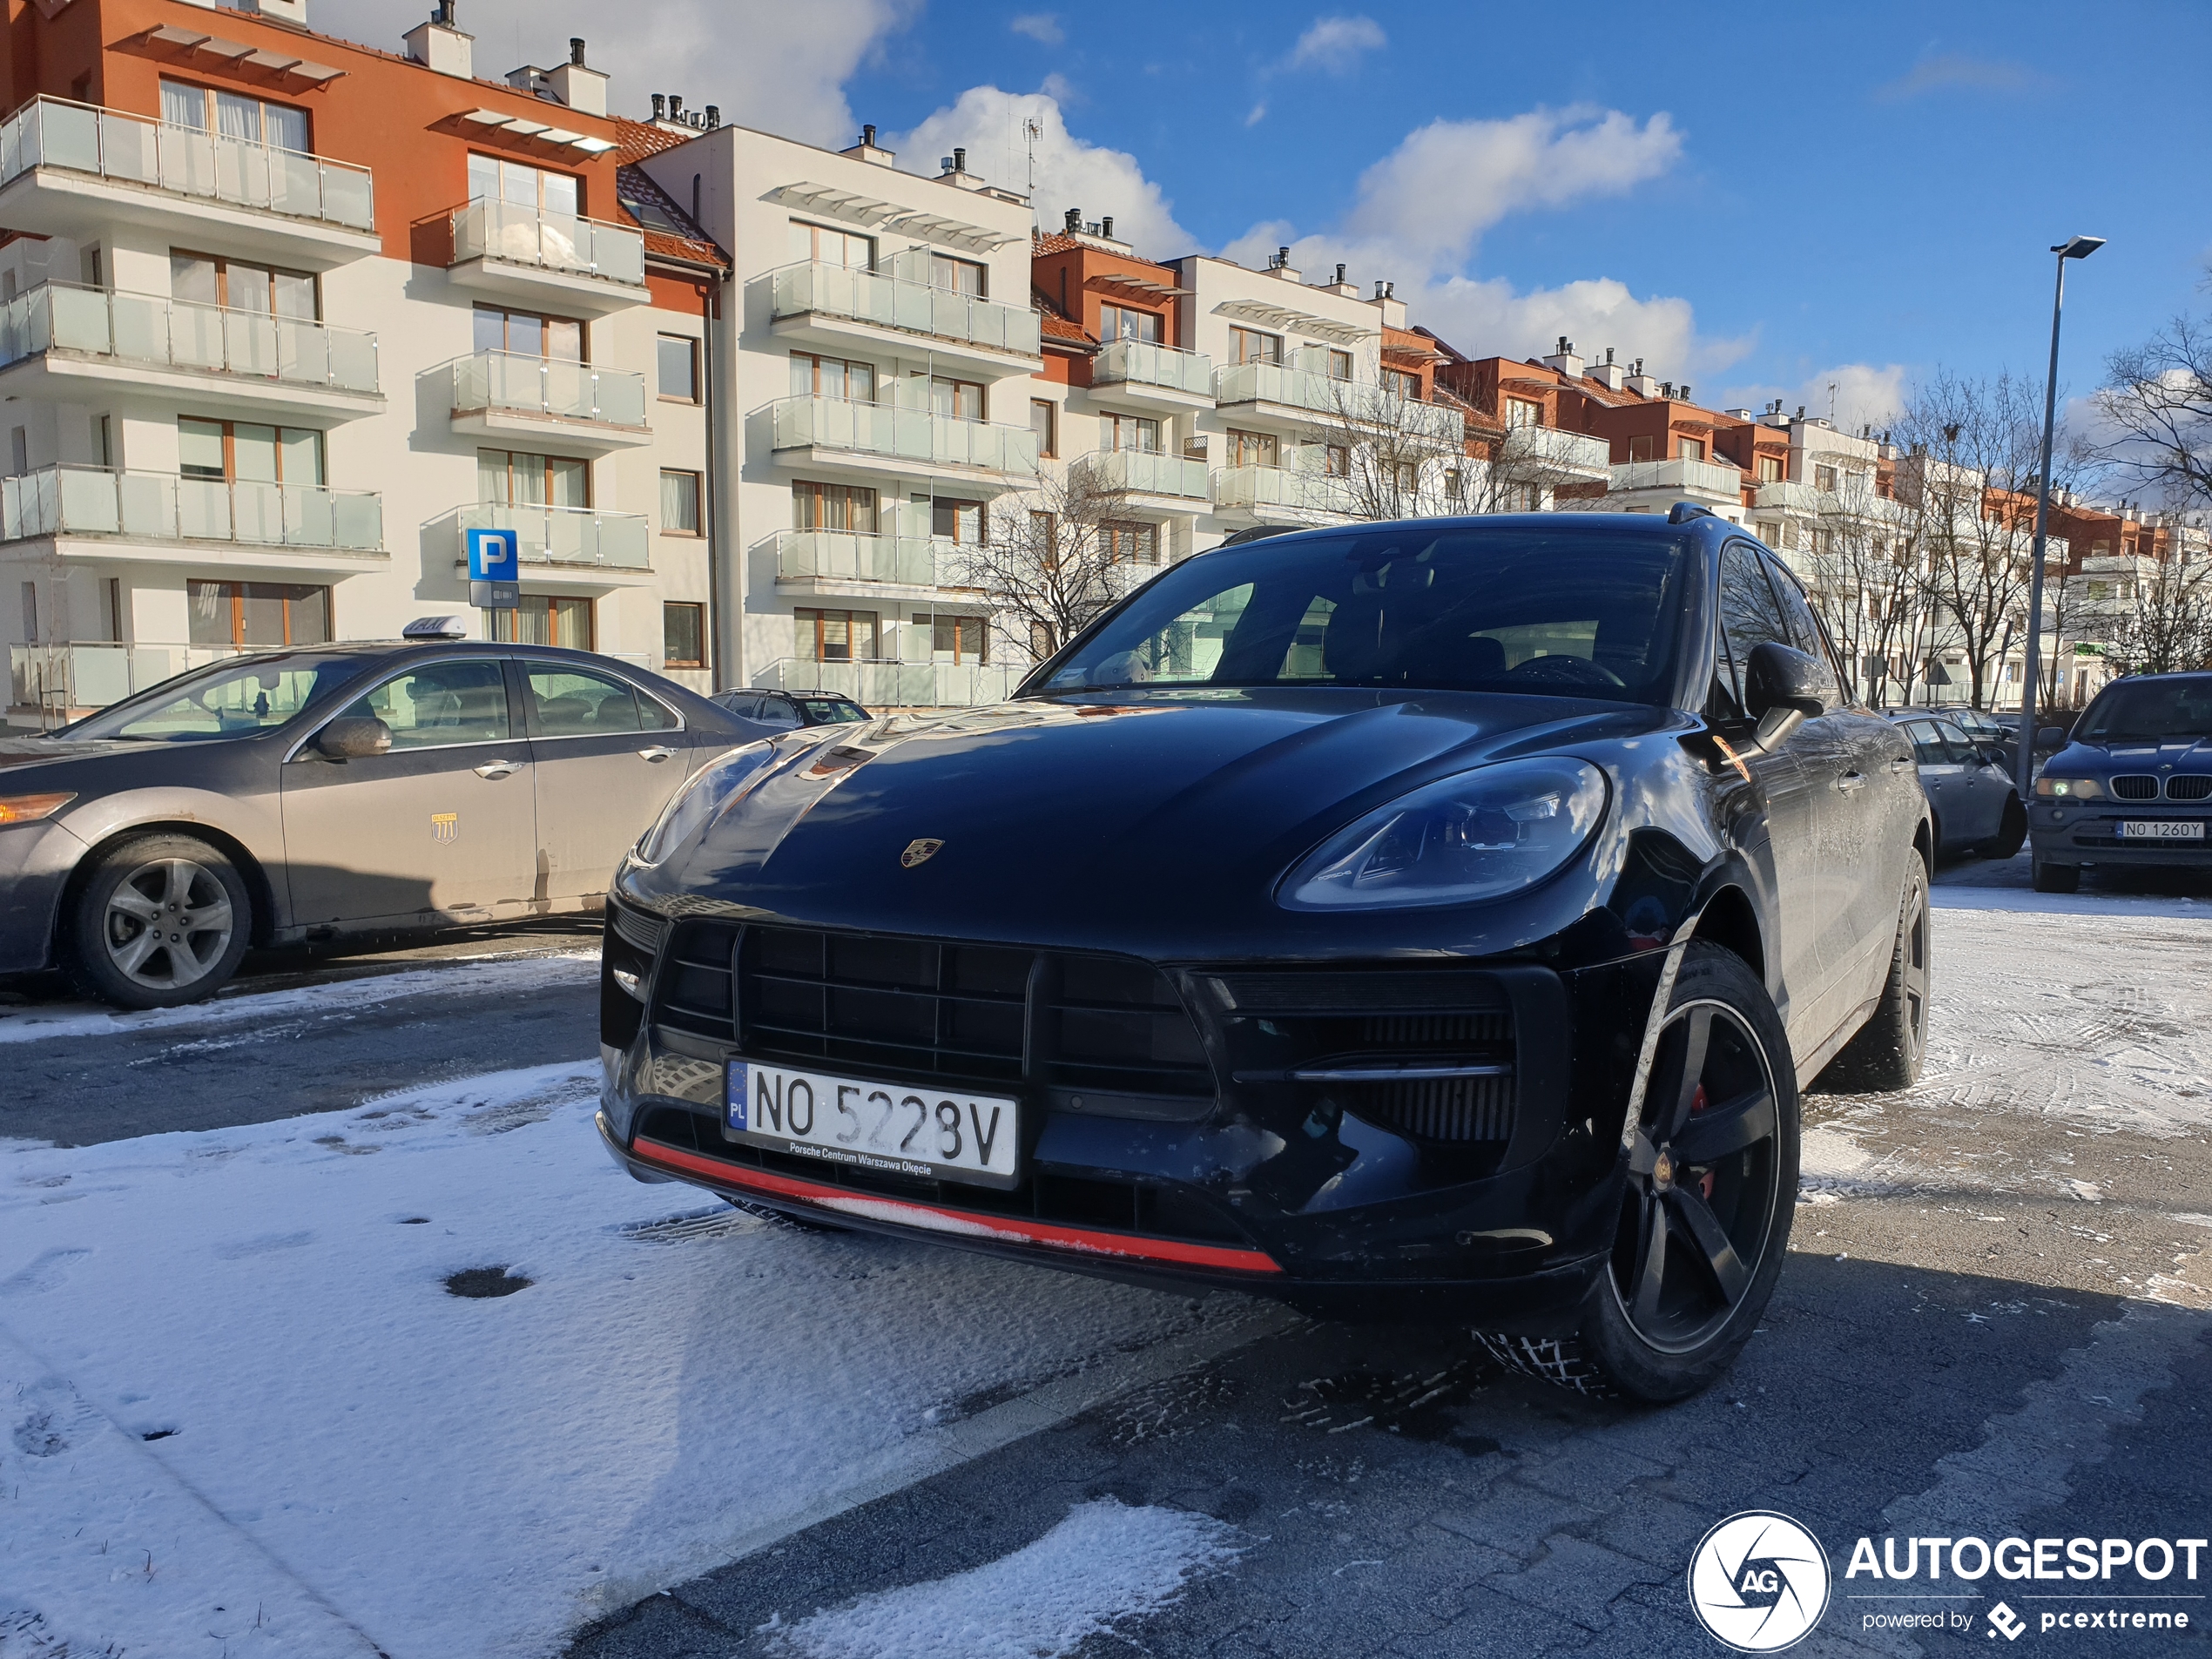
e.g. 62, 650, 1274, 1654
2015, 234, 2104, 804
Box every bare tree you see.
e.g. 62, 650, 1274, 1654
945, 462, 1148, 666
2096, 280, 2212, 513
2101, 538, 2212, 676
1295, 372, 1469, 522
1803, 475, 1919, 704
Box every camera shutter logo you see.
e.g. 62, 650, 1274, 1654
1987, 1602, 2027, 1642
1687, 1511, 1831, 1652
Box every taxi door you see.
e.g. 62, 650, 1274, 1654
519, 659, 692, 900
281, 656, 538, 925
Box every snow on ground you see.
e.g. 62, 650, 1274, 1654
0, 952, 597, 1045
0, 1067, 1240, 1659
765, 1496, 1244, 1659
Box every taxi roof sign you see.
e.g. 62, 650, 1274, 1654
402, 616, 469, 639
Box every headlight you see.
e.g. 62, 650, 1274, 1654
1278, 759, 1608, 911
2034, 776, 2103, 799
0, 792, 74, 825
635, 743, 775, 865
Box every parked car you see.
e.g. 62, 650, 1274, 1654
597, 510, 1932, 1403
1885, 712, 2027, 858
709, 689, 871, 730
2028, 671, 2212, 893
0, 624, 773, 1008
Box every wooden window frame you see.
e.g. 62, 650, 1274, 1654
662, 601, 707, 669
657, 333, 699, 403
659, 469, 705, 537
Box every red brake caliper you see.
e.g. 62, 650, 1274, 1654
1689, 1084, 1716, 1200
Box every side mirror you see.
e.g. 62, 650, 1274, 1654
2037, 725, 2067, 747
313, 716, 392, 761
1742, 641, 1826, 753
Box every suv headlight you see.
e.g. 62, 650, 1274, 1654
635, 743, 775, 865
1278, 759, 1608, 911
2034, 776, 2103, 799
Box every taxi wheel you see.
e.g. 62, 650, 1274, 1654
1985, 797, 2027, 860
66, 834, 253, 1010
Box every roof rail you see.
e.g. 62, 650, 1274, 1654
1668, 501, 1715, 525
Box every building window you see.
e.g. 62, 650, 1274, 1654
1226, 428, 1278, 468
1100, 305, 1163, 344
797, 607, 879, 663
172, 252, 315, 318
1104, 413, 1161, 454
1104, 522, 1159, 564
789, 351, 876, 403
660, 469, 702, 535
932, 499, 984, 543
1230, 327, 1283, 365
927, 253, 987, 296
1757, 455, 1784, 482
473, 303, 582, 361
1323, 444, 1350, 477
19, 580, 37, 644
478, 448, 587, 508
179, 418, 324, 485
792, 481, 877, 532
929, 376, 984, 421
1506, 397, 1542, 428
467, 153, 579, 218
1814, 463, 1838, 491
658, 334, 698, 401
1381, 368, 1422, 401
187, 579, 329, 648
663, 602, 705, 668
485, 594, 593, 648
1678, 437, 1706, 462
787, 219, 874, 268
161, 78, 308, 153
1628, 435, 1656, 462
931, 613, 989, 664
1326, 348, 1353, 381
1030, 398, 1056, 457
1518, 484, 1544, 512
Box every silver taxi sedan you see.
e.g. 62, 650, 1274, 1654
0, 629, 772, 1008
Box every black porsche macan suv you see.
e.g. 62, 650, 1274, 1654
595, 512, 1932, 1401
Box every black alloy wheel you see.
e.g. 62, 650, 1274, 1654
1986, 795, 2027, 860
2031, 856, 2080, 894
1814, 859, 1931, 1094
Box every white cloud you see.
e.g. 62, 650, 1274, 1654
1244, 103, 1268, 127
313, 0, 916, 145
893, 87, 1196, 257
1722, 364, 1911, 430
1009, 12, 1064, 45
1280, 14, 1387, 75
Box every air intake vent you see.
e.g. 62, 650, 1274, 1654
2167, 776, 2212, 802
608, 898, 669, 956
1042, 956, 1211, 1098
658, 919, 738, 1039
1346, 1073, 1514, 1143
2111, 774, 2160, 800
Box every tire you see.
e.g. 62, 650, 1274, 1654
65, 833, 252, 1009
2032, 857, 2080, 894
1984, 795, 2027, 860
1814, 858, 1931, 1094
1487, 942, 1798, 1404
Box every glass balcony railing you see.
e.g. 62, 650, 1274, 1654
1212, 361, 1463, 442
0, 280, 379, 395
10, 640, 258, 716
0, 465, 382, 550
1211, 463, 1356, 516
0, 96, 374, 232
1091, 338, 1213, 397
1497, 423, 1610, 477
451, 350, 645, 427
769, 396, 1041, 478
1610, 457, 1746, 498
770, 261, 1040, 359
458, 501, 649, 570
449, 198, 645, 289
1074, 448, 1211, 500
755, 655, 1025, 709
774, 529, 946, 588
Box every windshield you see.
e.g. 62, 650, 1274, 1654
1041, 526, 1691, 703
799, 698, 867, 724
2074, 676, 2212, 745
63, 652, 370, 743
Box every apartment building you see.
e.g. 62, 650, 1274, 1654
0, 0, 725, 725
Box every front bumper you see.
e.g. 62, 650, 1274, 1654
0, 819, 85, 975
2031, 803, 2212, 867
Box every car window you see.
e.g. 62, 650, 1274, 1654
2075, 677, 2212, 744
1716, 543, 1791, 711
1757, 554, 1840, 707
799, 698, 867, 725
718, 693, 762, 720
1935, 721, 1980, 765
528, 664, 647, 737
1904, 720, 1950, 767
67, 653, 362, 742
339, 660, 510, 751
755, 698, 803, 729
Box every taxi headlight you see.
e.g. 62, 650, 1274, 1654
635, 743, 775, 865
1278, 759, 1608, 911
0, 792, 74, 826
2034, 775, 2103, 800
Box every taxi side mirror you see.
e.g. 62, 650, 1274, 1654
1743, 641, 1826, 753
314, 717, 392, 761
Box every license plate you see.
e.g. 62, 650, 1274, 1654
725, 1062, 1020, 1188
2119, 820, 2206, 840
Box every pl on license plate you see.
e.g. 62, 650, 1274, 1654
2119, 820, 2207, 840
725, 1061, 1020, 1189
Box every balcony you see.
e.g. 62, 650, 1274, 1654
455, 501, 651, 585
0, 466, 384, 574
448, 351, 649, 452
1606, 457, 1746, 507
0, 281, 381, 423
769, 261, 1040, 376
1211, 463, 1355, 522
0, 96, 377, 268
446, 199, 646, 316
773, 529, 949, 602
10, 639, 254, 720
1073, 448, 1211, 511
1213, 361, 1465, 443
1088, 339, 1215, 411
755, 655, 1025, 710
769, 396, 1040, 490
1497, 423, 1610, 486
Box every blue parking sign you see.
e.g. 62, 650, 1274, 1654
467, 527, 519, 583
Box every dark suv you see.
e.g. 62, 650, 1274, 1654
709, 690, 870, 730
2029, 672, 2212, 891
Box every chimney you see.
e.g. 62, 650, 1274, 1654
842, 125, 897, 165
668, 95, 684, 121
1336, 263, 1345, 284
704, 105, 719, 129
1679, 385, 1692, 403
1268, 246, 1299, 280
1587, 356, 1626, 393
1625, 361, 1658, 397
651, 93, 665, 120
546, 37, 608, 117
1064, 207, 1081, 233
936, 150, 981, 187
1371, 282, 1406, 328
1542, 337, 1584, 379
1100, 215, 1112, 239
404, 3, 474, 78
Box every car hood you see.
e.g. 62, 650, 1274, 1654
633, 688, 1674, 958
0, 736, 158, 784
2050, 737, 2212, 772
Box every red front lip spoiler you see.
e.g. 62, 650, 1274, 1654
628, 1135, 1284, 1276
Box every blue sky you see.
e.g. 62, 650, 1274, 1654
331, 0, 2212, 428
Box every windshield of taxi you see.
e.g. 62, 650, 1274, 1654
2074, 676, 2212, 745
1040, 526, 1690, 704
63, 652, 369, 742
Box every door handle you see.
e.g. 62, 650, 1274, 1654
473, 760, 522, 779
637, 746, 676, 762
1886, 757, 1914, 773
1834, 771, 1868, 793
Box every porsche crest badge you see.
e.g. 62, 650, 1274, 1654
900, 838, 944, 869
